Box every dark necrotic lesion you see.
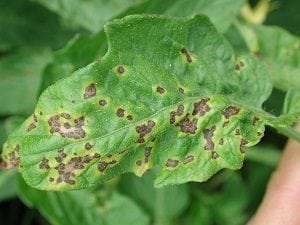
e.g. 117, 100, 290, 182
48, 114, 86, 139
84, 83, 97, 99
136, 120, 156, 143
166, 159, 179, 168
181, 47, 193, 63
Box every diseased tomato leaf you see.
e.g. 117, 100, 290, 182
1, 15, 274, 190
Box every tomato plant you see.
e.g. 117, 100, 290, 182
0, 0, 299, 224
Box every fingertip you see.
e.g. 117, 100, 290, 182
249, 124, 300, 225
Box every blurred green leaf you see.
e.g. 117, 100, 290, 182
266, 0, 300, 35
0, 169, 18, 202
33, 0, 148, 32
4, 116, 27, 135
0, 48, 52, 116
246, 144, 281, 167
232, 22, 300, 92
283, 89, 300, 116
243, 160, 274, 215
34, 0, 244, 34
123, 0, 245, 33
0, 0, 76, 52
0, 121, 6, 151
18, 177, 150, 225
119, 172, 190, 225
39, 31, 107, 93
187, 173, 249, 225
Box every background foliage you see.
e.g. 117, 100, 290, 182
0, 0, 299, 224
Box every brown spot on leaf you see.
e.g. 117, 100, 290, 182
55, 154, 97, 184
136, 120, 156, 143
219, 138, 224, 145
48, 114, 86, 139
170, 104, 184, 124
27, 123, 36, 132
240, 139, 249, 153
98, 161, 108, 172
116, 108, 125, 117
235, 64, 241, 70
84, 83, 96, 99
108, 160, 117, 165
204, 126, 216, 150
181, 47, 193, 63
136, 160, 142, 166
254, 51, 261, 57
257, 132, 263, 137
253, 116, 259, 126
63, 122, 71, 129
39, 158, 50, 169
117, 66, 125, 74
177, 115, 198, 134
142, 169, 150, 176
235, 129, 241, 135
144, 147, 152, 163
235, 60, 245, 71
27, 114, 37, 132
211, 151, 219, 159
49, 177, 54, 182
127, 115, 133, 121
94, 153, 101, 158
55, 148, 67, 163
183, 155, 194, 164
99, 99, 107, 106
61, 113, 71, 119
192, 99, 210, 116
85, 143, 93, 150
166, 159, 179, 168
222, 106, 240, 119
156, 86, 165, 94
6, 145, 20, 168
222, 121, 229, 127
178, 87, 185, 94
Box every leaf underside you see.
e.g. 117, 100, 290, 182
0, 15, 272, 190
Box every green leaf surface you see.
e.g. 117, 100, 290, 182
119, 171, 189, 225
18, 177, 149, 225
1, 15, 273, 190
0, 48, 52, 116
0, 0, 76, 52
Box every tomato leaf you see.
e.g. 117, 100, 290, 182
1, 15, 273, 190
